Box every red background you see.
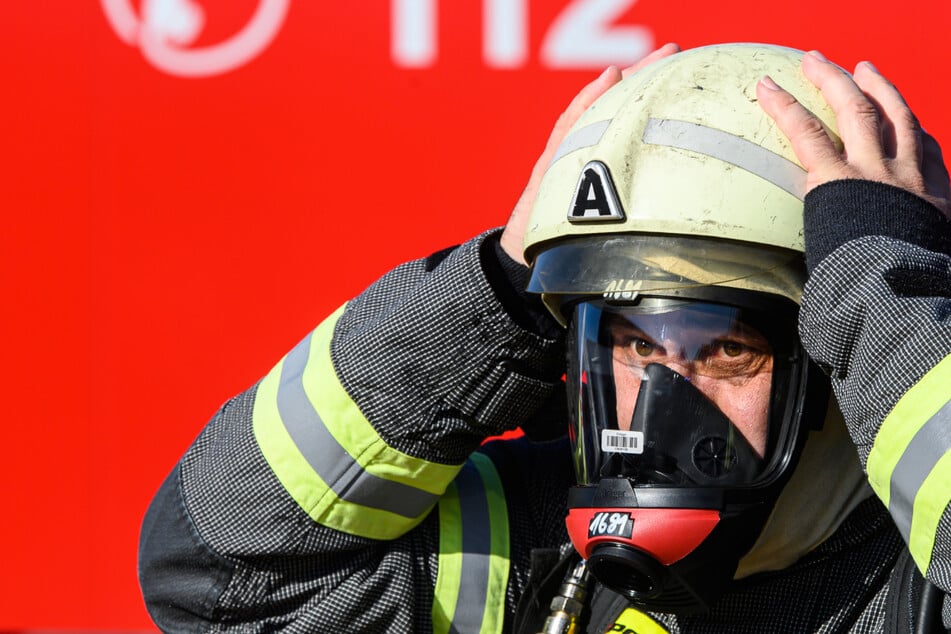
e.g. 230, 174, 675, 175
3, 1, 949, 629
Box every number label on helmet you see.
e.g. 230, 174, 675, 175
588, 511, 634, 539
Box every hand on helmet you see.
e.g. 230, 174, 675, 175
499, 43, 681, 265
756, 50, 951, 217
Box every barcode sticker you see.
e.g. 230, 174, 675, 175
601, 430, 644, 454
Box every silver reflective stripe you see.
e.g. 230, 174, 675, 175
551, 120, 611, 165
642, 118, 807, 200
277, 332, 440, 519
448, 461, 493, 631
888, 398, 951, 542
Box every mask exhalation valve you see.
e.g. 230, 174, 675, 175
586, 542, 665, 601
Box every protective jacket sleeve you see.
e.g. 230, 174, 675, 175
797, 179, 951, 592
138, 230, 571, 632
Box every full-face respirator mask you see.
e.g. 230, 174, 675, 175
560, 289, 818, 613
522, 44, 842, 613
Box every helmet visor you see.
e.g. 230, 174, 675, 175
529, 235, 806, 316
567, 294, 801, 489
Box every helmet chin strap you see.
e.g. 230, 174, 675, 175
735, 400, 872, 578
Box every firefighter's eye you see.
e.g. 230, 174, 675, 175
633, 339, 654, 357
721, 341, 744, 357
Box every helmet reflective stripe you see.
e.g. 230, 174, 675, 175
642, 118, 807, 200
433, 453, 510, 634
253, 304, 459, 540
551, 119, 611, 165
866, 354, 951, 572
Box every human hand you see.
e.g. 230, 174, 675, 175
756, 50, 951, 217
499, 43, 681, 265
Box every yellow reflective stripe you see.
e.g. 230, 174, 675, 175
867, 353, 951, 571
868, 355, 951, 504
253, 303, 461, 539
254, 355, 424, 538
302, 306, 458, 495
433, 480, 462, 634
910, 451, 951, 571
433, 454, 510, 634
476, 452, 511, 634
609, 607, 669, 633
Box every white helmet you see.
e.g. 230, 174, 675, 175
525, 42, 841, 317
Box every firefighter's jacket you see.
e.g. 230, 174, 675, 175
139, 179, 951, 632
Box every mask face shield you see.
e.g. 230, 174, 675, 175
562, 291, 812, 612
568, 297, 793, 489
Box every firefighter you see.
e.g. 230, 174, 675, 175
139, 43, 951, 632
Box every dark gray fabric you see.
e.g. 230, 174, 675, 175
138, 465, 233, 633
330, 231, 565, 464
139, 231, 571, 632
799, 182, 951, 628
801, 179, 951, 603
803, 180, 951, 273
648, 498, 902, 633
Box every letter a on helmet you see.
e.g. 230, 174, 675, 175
570, 161, 626, 222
